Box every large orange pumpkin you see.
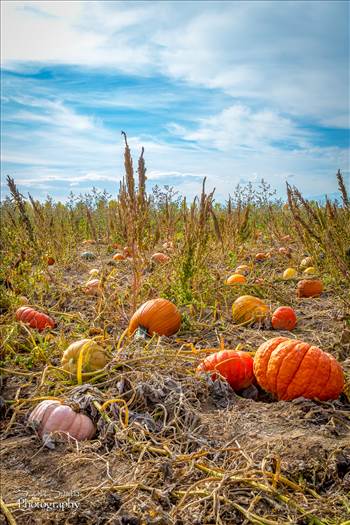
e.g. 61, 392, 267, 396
253, 337, 344, 401
16, 307, 56, 331
232, 295, 269, 325
296, 279, 323, 298
128, 298, 181, 337
197, 350, 254, 391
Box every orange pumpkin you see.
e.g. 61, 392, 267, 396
226, 273, 246, 285
232, 295, 269, 325
271, 306, 297, 330
113, 253, 126, 261
197, 350, 254, 390
128, 298, 181, 337
297, 279, 323, 298
16, 307, 56, 331
255, 253, 268, 261
253, 337, 344, 401
151, 252, 170, 264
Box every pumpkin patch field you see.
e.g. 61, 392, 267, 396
1, 153, 350, 525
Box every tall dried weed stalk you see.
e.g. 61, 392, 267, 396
287, 170, 350, 282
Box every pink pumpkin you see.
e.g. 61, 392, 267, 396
29, 400, 95, 441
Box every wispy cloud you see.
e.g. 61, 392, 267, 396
1, 1, 349, 201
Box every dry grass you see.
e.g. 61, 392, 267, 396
0, 147, 350, 524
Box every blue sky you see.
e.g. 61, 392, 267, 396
1, 0, 349, 202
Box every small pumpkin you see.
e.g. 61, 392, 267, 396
197, 349, 254, 391
300, 256, 313, 269
303, 266, 317, 275
271, 306, 297, 330
113, 253, 126, 261
253, 337, 344, 401
255, 253, 268, 261
128, 298, 181, 337
278, 247, 290, 256
16, 307, 56, 331
29, 400, 95, 441
297, 279, 323, 298
235, 265, 250, 275
281, 235, 291, 242
226, 273, 246, 285
82, 239, 96, 245
232, 295, 269, 325
283, 268, 297, 280
151, 252, 170, 264
61, 339, 109, 374
89, 268, 99, 277
84, 279, 102, 296
81, 251, 96, 261
162, 241, 174, 250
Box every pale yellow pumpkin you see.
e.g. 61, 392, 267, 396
61, 339, 109, 374
232, 295, 269, 325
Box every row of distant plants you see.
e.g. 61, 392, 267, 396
1, 133, 349, 313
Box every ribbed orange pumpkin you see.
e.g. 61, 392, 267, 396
253, 337, 344, 401
16, 307, 56, 331
232, 295, 269, 325
197, 350, 254, 391
151, 252, 170, 263
226, 274, 246, 285
297, 279, 323, 298
128, 298, 181, 337
271, 306, 297, 330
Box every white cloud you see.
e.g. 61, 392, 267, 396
2, 1, 348, 127
168, 104, 311, 152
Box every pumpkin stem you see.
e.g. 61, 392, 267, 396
135, 326, 148, 340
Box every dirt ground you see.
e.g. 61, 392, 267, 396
1, 246, 350, 524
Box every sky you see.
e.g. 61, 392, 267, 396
1, 0, 349, 202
